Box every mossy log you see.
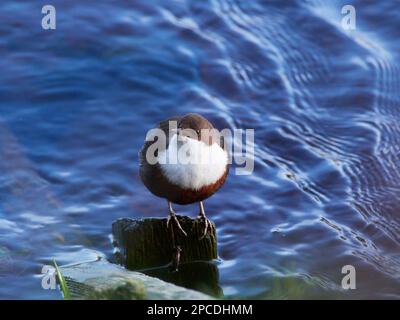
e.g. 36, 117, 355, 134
112, 216, 218, 270
60, 258, 213, 300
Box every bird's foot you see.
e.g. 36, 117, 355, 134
167, 214, 187, 237
196, 214, 212, 240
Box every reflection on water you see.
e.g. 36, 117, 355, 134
144, 262, 223, 298
1, 0, 400, 299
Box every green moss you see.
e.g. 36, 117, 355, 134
84, 279, 146, 300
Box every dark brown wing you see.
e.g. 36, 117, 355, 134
158, 115, 182, 149
139, 116, 182, 199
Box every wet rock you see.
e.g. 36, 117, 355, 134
61, 258, 212, 300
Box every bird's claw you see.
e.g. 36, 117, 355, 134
197, 215, 211, 240
167, 214, 187, 237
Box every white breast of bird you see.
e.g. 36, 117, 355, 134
158, 133, 228, 190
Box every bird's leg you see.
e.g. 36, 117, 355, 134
166, 201, 187, 237
197, 201, 211, 240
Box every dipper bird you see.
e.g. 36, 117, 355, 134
139, 113, 229, 239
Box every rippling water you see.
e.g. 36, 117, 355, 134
1, 0, 400, 299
